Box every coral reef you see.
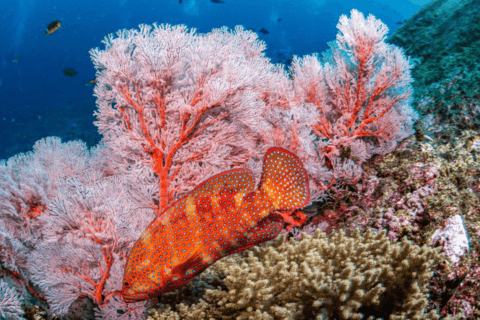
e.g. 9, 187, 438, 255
287, 130, 480, 318
2, 4, 479, 319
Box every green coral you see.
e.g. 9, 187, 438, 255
149, 228, 451, 320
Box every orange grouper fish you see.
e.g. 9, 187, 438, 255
121, 147, 310, 302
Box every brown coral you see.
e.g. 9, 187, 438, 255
149, 228, 451, 320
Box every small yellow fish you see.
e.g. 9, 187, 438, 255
121, 147, 310, 302
45, 20, 61, 35
13, 56, 21, 62
85, 78, 97, 86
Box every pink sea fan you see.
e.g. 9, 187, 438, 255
0, 137, 95, 301
0, 137, 90, 244
261, 9, 417, 203
89, 24, 286, 214
338, 11, 414, 148
27, 172, 154, 316
0, 138, 156, 318
95, 295, 153, 320
311, 9, 418, 159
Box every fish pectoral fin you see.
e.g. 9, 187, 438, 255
172, 250, 206, 278
272, 209, 307, 231
231, 214, 285, 254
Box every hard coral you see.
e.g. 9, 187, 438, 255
148, 228, 450, 320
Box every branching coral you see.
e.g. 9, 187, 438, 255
149, 228, 451, 320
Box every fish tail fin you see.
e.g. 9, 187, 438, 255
259, 147, 310, 211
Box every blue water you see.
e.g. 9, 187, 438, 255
0, 0, 429, 160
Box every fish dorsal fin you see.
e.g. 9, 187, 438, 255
259, 147, 310, 211
162, 168, 256, 225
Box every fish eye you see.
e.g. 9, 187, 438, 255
124, 282, 129, 287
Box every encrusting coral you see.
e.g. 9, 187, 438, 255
148, 228, 453, 320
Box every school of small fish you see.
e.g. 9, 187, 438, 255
36, 14, 275, 82
121, 147, 310, 302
